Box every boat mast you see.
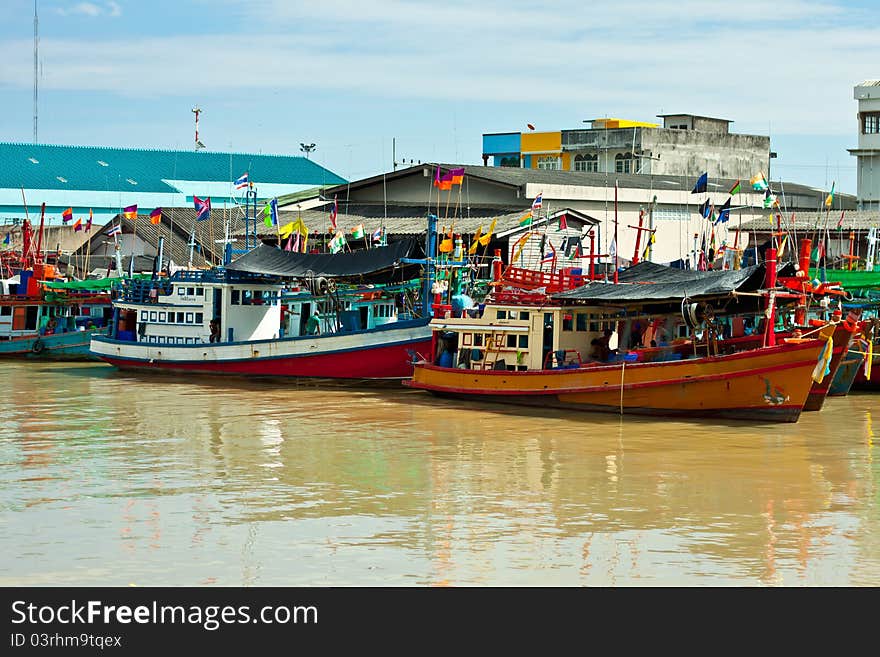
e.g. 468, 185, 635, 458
33, 0, 38, 143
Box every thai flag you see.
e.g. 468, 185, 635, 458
106, 224, 122, 237
234, 172, 249, 190
541, 250, 554, 263
532, 193, 543, 210
372, 227, 383, 243
194, 196, 211, 221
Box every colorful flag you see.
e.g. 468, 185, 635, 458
73, 218, 83, 232
279, 218, 308, 239
750, 172, 768, 191
106, 224, 122, 237
531, 193, 543, 210
715, 198, 731, 224
234, 172, 249, 190
449, 167, 465, 186
837, 210, 845, 229
351, 224, 365, 239
478, 218, 497, 247
728, 179, 741, 196
541, 248, 554, 263
557, 213, 568, 231
691, 172, 708, 194
468, 226, 483, 255
372, 227, 383, 243
328, 231, 346, 254
762, 191, 778, 209
329, 196, 338, 230
433, 167, 452, 191
698, 199, 712, 219
149, 208, 162, 225
86, 209, 93, 232
811, 333, 834, 383
519, 212, 533, 227
194, 196, 211, 222
263, 198, 278, 228
825, 182, 835, 208
3, 233, 10, 245
62, 207, 73, 223
567, 244, 581, 261
438, 236, 454, 253
123, 204, 138, 219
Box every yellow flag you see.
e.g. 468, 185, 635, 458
279, 218, 308, 239
478, 218, 497, 247
438, 238, 454, 253
469, 226, 483, 255
866, 337, 873, 381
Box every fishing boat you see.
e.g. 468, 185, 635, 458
405, 249, 834, 423
0, 212, 114, 359
90, 240, 434, 380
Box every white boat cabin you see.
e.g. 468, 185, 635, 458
113, 273, 406, 345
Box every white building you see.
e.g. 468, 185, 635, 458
848, 80, 880, 210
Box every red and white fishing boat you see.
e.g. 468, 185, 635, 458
90, 241, 433, 380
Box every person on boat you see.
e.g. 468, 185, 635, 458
209, 318, 221, 343
85, 320, 95, 331
44, 318, 57, 335
305, 312, 321, 336
592, 329, 614, 362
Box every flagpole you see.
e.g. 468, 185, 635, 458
613, 180, 619, 283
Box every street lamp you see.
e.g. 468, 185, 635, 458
300, 143, 316, 159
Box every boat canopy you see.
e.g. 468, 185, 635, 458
227, 240, 417, 278
41, 274, 151, 290
552, 261, 767, 304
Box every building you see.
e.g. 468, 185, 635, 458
0, 142, 347, 226
848, 80, 880, 210
315, 163, 856, 266
482, 114, 770, 181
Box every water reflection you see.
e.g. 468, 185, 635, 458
0, 362, 879, 585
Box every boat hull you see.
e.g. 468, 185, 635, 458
405, 340, 826, 423
90, 319, 432, 380
802, 325, 855, 411
0, 328, 109, 360
828, 355, 862, 396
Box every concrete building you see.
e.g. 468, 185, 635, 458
848, 80, 880, 210
482, 114, 770, 181
316, 163, 856, 266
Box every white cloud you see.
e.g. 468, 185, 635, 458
55, 1, 122, 17
4, 0, 877, 135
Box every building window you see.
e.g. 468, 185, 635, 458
499, 156, 519, 167
506, 334, 517, 348
185, 312, 194, 323
195, 288, 204, 296
615, 153, 632, 173
518, 335, 529, 348
473, 334, 483, 347
518, 311, 529, 321
576, 314, 588, 331
187, 287, 195, 296
497, 310, 507, 320
231, 290, 240, 305
149, 311, 157, 322
573, 154, 598, 172
177, 287, 185, 296
864, 113, 880, 134
195, 312, 203, 324
158, 312, 166, 322
537, 156, 560, 170
177, 312, 185, 323
140, 310, 147, 321
562, 314, 573, 331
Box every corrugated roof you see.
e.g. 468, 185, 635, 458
736, 210, 880, 232
323, 163, 856, 203
0, 143, 346, 193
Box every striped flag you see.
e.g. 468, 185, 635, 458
531, 193, 543, 210
194, 196, 211, 222
329, 196, 338, 230
86, 209, 93, 232
73, 218, 83, 232
106, 224, 122, 237
123, 204, 138, 219
234, 172, 249, 190
150, 208, 162, 225
62, 207, 73, 223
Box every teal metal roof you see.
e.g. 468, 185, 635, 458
0, 143, 346, 193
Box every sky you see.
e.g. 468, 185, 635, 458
0, 0, 878, 194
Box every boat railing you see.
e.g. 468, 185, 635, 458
500, 266, 585, 293
543, 349, 583, 369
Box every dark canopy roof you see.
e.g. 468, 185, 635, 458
553, 261, 767, 305
227, 239, 416, 278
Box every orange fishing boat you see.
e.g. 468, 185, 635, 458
407, 330, 827, 424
